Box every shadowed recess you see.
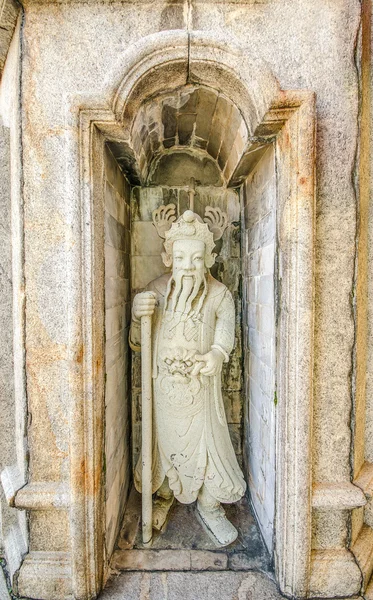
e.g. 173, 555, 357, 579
131, 85, 248, 186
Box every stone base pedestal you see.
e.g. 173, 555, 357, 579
111, 488, 271, 575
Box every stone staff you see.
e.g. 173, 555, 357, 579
141, 311, 153, 546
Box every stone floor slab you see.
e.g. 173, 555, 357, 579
113, 488, 271, 574
100, 571, 283, 600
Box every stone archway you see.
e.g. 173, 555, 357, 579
65, 31, 316, 600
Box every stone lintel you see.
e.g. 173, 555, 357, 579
312, 482, 367, 510
14, 482, 69, 510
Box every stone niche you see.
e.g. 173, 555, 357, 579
96, 61, 315, 592
103, 83, 278, 562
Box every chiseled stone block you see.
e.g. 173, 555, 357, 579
104, 147, 129, 200
111, 549, 192, 571
131, 221, 164, 256
105, 277, 130, 310
131, 255, 167, 291
105, 304, 129, 340
257, 275, 274, 306
260, 243, 275, 275
105, 183, 126, 227
105, 244, 129, 280
105, 213, 130, 253
309, 549, 362, 597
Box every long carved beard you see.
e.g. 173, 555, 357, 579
165, 271, 207, 319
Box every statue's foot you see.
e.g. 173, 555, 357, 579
152, 495, 174, 531
196, 501, 238, 547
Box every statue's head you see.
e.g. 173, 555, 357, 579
152, 205, 229, 317
162, 210, 216, 270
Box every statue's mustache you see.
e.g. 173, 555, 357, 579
177, 272, 197, 277
164, 271, 207, 318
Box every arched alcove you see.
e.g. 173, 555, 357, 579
103, 78, 280, 562
68, 31, 315, 600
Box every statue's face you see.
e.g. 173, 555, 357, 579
172, 239, 206, 278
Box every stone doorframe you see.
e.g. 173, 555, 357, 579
73, 31, 315, 600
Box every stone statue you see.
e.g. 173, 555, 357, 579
130, 207, 246, 547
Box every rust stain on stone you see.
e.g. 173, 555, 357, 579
76, 344, 84, 364
71, 458, 87, 493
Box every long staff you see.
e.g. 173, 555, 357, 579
141, 313, 153, 546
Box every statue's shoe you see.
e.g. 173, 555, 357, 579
152, 495, 174, 531
196, 501, 238, 547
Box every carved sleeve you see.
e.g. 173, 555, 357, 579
213, 289, 235, 361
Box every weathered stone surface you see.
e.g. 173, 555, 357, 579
100, 571, 283, 600
309, 549, 362, 598
17, 552, 72, 600
311, 509, 349, 551
312, 482, 367, 510
0, 14, 29, 583
0, 1, 367, 599
112, 549, 192, 571
113, 491, 271, 578
190, 551, 228, 571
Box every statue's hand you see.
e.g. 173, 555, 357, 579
193, 349, 224, 377
133, 291, 157, 320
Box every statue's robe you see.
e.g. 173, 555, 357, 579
130, 272, 246, 504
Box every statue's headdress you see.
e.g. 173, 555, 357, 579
152, 204, 228, 269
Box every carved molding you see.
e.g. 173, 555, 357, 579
308, 549, 362, 597
14, 482, 69, 510
312, 482, 367, 510
17, 552, 72, 600
268, 91, 315, 597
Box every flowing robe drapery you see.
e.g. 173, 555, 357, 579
130, 272, 246, 505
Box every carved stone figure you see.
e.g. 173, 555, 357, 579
130, 208, 246, 547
